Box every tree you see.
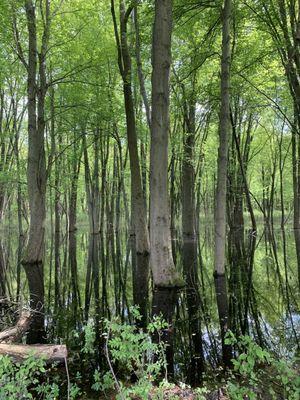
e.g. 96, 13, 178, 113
181, 76, 205, 382
214, 0, 232, 367
150, 0, 183, 374
18, 0, 51, 344
257, 0, 300, 289
111, 0, 150, 325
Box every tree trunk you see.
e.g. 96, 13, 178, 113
150, 0, 180, 288
68, 132, 82, 233
134, 6, 151, 129
182, 96, 205, 383
83, 131, 100, 235
292, 109, 300, 289
0, 344, 67, 363
22, 0, 50, 344
150, 0, 182, 377
213, 0, 232, 368
111, 0, 150, 324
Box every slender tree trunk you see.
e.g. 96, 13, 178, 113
83, 128, 101, 235
22, 0, 50, 344
150, 0, 180, 288
111, 0, 150, 324
69, 133, 82, 233
0, 241, 6, 298
150, 0, 182, 376
292, 107, 300, 288
0, 91, 6, 222
170, 149, 177, 264
13, 98, 24, 302
181, 94, 205, 383
213, 0, 232, 367
49, 88, 62, 312
134, 7, 151, 129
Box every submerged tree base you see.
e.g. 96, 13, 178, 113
214, 273, 232, 368
152, 286, 179, 378
22, 262, 45, 344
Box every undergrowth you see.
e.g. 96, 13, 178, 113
0, 310, 299, 399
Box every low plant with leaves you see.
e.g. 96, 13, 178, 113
0, 353, 80, 399
225, 332, 300, 399
91, 307, 169, 399
0, 354, 55, 399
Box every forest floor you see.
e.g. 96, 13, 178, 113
96, 386, 229, 399
149, 386, 228, 399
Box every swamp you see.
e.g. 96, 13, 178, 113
0, 0, 299, 399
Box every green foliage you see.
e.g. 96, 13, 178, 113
91, 307, 169, 399
0, 354, 52, 400
92, 370, 114, 392
0, 354, 80, 400
225, 332, 300, 399
88, 318, 300, 399
194, 386, 209, 400
82, 320, 96, 354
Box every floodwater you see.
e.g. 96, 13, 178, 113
0, 219, 299, 390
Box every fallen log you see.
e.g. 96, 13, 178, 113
0, 310, 31, 343
0, 343, 67, 363
0, 309, 67, 364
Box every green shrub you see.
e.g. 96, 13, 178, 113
91, 307, 169, 400
0, 353, 80, 399
225, 332, 300, 399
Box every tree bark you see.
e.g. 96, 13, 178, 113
213, 0, 232, 368
134, 6, 151, 129
0, 344, 67, 363
150, 0, 182, 377
150, 0, 181, 288
182, 91, 204, 383
22, 0, 50, 344
111, 0, 150, 324
0, 311, 31, 343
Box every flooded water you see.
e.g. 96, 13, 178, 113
0, 218, 299, 384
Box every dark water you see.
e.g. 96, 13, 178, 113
0, 220, 299, 383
